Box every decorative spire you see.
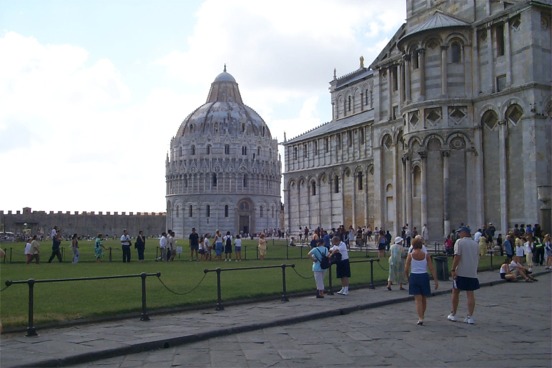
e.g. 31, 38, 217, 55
224, 64, 227, 72
360, 55, 364, 68
333, 68, 336, 80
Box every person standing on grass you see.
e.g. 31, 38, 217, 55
159, 232, 168, 261
234, 234, 242, 261
405, 237, 438, 325
258, 233, 267, 260
224, 231, 233, 261
29, 235, 40, 264
329, 236, 351, 295
120, 229, 132, 263
48, 232, 62, 263
448, 226, 480, 325
167, 229, 174, 261
24, 238, 32, 264
71, 233, 79, 264
135, 230, 146, 262
189, 228, 199, 261
95, 234, 106, 262
214, 230, 224, 261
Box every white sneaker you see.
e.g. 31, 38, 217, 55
337, 289, 344, 295
341, 290, 349, 296
464, 316, 475, 324
447, 313, 457, 322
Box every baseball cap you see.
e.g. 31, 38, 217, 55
457, 226, 471, 234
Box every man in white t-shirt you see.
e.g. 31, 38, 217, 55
448, 226, 480, 325
159, 232, 168, 261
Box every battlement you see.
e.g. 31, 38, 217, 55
1, 208, 167, 238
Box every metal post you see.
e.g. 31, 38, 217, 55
215, 268, 224, 310
368, 259, 375, 289
26, 279, 37, 337
327, 265, 334, 295
489, 249, 493, 271
140, 272, 150, 321
280, 264, 289, 302
109, 247, 112, 262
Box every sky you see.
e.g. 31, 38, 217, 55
0, 0, 406, 214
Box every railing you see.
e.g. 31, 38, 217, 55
4, 272, 160, 337
203, 264, 295, 311
326, 258, 380, 292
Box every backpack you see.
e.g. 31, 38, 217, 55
226, 236, 232, 248
316, 248, 330, 269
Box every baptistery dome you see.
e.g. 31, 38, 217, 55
166, 66, 281, 238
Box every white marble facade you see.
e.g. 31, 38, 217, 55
166, 67, 281, 237
283, 0, 552, 240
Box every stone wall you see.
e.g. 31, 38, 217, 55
0, 207, 166, 239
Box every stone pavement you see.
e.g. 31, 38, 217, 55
0, 268, 550, 368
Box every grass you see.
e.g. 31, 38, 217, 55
0, 238, 500, 331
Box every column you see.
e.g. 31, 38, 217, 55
504, 19, 512, 85
418, 48, 426, 99
472, 126, 484, 227
487, 28, 494, 92
442, 150, 450, 238
498, 120, 508, 234
399, 60, 405, 104
317, 177, 322, 228
404, 54, 411, 102
364, 167, 369, 228
419, 150, 427, 228
469, 34, 477, 97
387, 66, 393, 120
341, 170, 346, 226
404, 153, 412, 230
440, 45, 448, 96
352, 172, 356, 228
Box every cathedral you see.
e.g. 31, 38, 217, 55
165, 67, 282, 237
283, 0, 552, 240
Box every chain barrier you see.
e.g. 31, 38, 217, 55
291, 265, 314, 279
155, 272, 207, 296
376, 259, 389, 272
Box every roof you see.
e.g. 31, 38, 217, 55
285, 110, 374, 145
402, 10, 470, 39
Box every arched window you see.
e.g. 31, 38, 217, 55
260, 206, 264, 218
450, 42, 462, 63
348, 96, 352, 111
313, 140, 318, 155
243, 174, 248, 188
334, 176, 340, 193
311, 181, 316, 196
189, 205, 193, 217
242, 146, 247, 155
293, 147, 298, 160
176, 205, 179, 218
206, 205, 211, 217
224, 144, 230, 154
207, 145, 212, 154
257, 146, 261, 156
225, 205, 229, 217
191, 145, 196, 155
179, 147, 183, 157
212, 173, 217, 187
358, 172, 363, 190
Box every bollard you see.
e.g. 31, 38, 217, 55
140, 272, 150, 321
280, 264, 289, 302
215, 268, 224, 311
368, 259, 376, 289
109, 247, 112, 262
327, 265, 334, 295
26, 279, 37, 337
489, 249, 493, 271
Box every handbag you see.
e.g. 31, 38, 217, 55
330, 252, 342, 264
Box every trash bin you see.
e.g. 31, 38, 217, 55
434, 256, 449, 281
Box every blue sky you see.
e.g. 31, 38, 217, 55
0, 0, 405, 213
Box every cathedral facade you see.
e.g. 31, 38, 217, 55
165, 68, 282, 237
283, 0, 552, 240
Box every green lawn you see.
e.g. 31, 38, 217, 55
0, 238, 500, 330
